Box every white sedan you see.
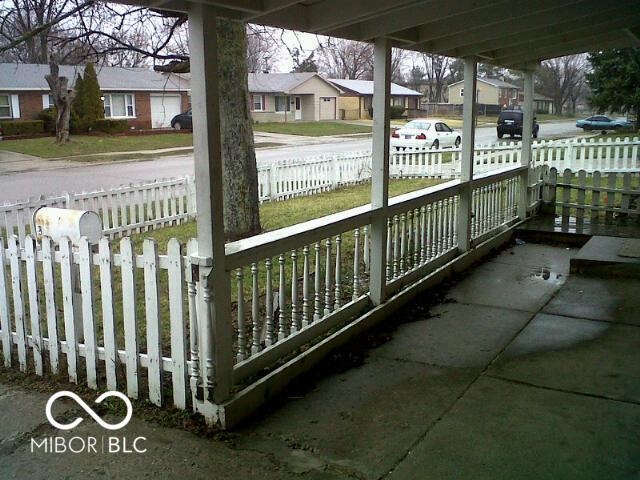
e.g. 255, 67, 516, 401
391, 119, 461, 150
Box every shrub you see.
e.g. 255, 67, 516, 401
367, 105, 407, 119
92, 119, 128, 134
38, 107, 57, 133
0, 120, 44, 136
73, 63, 104, 132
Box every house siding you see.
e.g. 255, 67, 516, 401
0, 90, 189, 129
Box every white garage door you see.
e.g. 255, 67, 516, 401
319, 97, 336, 120
150, 94, 182, 128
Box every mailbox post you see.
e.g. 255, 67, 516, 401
33, 208, 103, 342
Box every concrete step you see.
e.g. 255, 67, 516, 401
570, 235, 640, 278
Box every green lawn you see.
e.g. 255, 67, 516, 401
253, 121, 372, 136
0, 133, 193, 158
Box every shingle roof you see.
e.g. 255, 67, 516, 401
248, 72, 340, 93
448, 77, 520, 89
0, 63, 190, 91
328, 78, 422, 96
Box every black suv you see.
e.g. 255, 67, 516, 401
497, 109, 539, 139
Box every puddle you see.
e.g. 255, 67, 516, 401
529, 266, 564, 286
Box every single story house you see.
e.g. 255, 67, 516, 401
534, 94, 555, 114
248, 73, 342, 122
448, 77, 522, 109
0, 63, 190, 129
328, 78, 422, 120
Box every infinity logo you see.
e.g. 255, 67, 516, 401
46, 391, 133, 431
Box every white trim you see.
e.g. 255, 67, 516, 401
103, 93, 136, 119
251, 94, 264, 111
0, 93, 12, 119
10, 94, 20, 119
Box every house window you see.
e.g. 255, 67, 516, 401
0, 95, 11, 118
460, 88, 464, 97
391, 96, 404, 107
43, 94, 54, 109
275, 95, 290, 112
251, 94, 264, 111
103, 93, 135, 118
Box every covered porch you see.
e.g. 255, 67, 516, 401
0, 0, 637, 453
164, 0, 640, 429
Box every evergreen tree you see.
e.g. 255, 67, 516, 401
71, 72, 85, 131
587, 48, 640, 130
72, 62, 104, 132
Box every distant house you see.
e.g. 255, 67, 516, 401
448, 77, 522, 109
328, 79, 422, 120
534, 94, 555, 114
0, 63, 190, 129
248, 73, 342, 122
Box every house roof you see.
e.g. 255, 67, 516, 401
0, 63, 190, 92
248, 72, 341, 94
105, 1, 640, 68
327, 79, 422, 96
448, 77, 520, 89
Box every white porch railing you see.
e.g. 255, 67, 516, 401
0, 165, 541, 415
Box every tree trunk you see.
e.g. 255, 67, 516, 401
45, 61, 75, 145
217, 19, 261, 240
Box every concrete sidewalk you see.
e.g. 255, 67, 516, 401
1, 242, 639, 479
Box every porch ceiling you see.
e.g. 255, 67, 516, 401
108, 0, 640, 67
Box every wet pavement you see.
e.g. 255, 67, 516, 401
1, 242, 639, 479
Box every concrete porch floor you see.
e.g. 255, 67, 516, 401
1, 242, 639, 479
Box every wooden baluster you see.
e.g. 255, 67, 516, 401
236, 268, 246, 361
313, 243, 322, 321
186, 239, 199, 401
334, 235, 342, 310
323, 238, 333, 316
290, 250, 299, 332
419, 205, 427, 263
302, 246, 310, 327
399, 213, 406, 273
278, 254, 287, 340
251, 263, 261, 353
385, 218, 392, 281
265, 258, 274, 345
363, 225, 370, 274
393, 215, 400, 277
352, 228, 361, 300
426, 205, 433, 259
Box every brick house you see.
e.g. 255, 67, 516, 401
0, 63, 190, 129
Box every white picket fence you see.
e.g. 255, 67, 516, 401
0, 234, 194, 409
2, 136, 638, 246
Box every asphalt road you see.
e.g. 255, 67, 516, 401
0, 121, 581, 202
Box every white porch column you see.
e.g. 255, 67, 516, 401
188, 4, 233, 404
369, 37, 391, 306
518, 69, 535, 219
456, 57, 477, 252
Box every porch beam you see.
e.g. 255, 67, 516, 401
495, 33, 637, 66
437, 3, 639, 57
188, 3, 233, 405
456, 57, 477, 253
518, 69, 535, 220
369, 37, 392, 306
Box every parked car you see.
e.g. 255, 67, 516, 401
497, 109, 539, 139
576, 115, 633, 132
171, 109, 192, 130
391, 119, 461, 150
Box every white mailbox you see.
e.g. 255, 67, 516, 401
33, 207, 102, 245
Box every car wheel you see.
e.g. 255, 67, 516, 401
431, 139, 439, 150
510, 134, 515, 138
454, 136, 461, 147
173, 122, 182, 130
601, 130, 607, 135
497, 132, 504, 139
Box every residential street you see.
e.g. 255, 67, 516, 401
0, 121, 581, 202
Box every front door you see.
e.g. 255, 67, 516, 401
294, 96, 302, 120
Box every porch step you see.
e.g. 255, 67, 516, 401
570, 236, 640, 278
